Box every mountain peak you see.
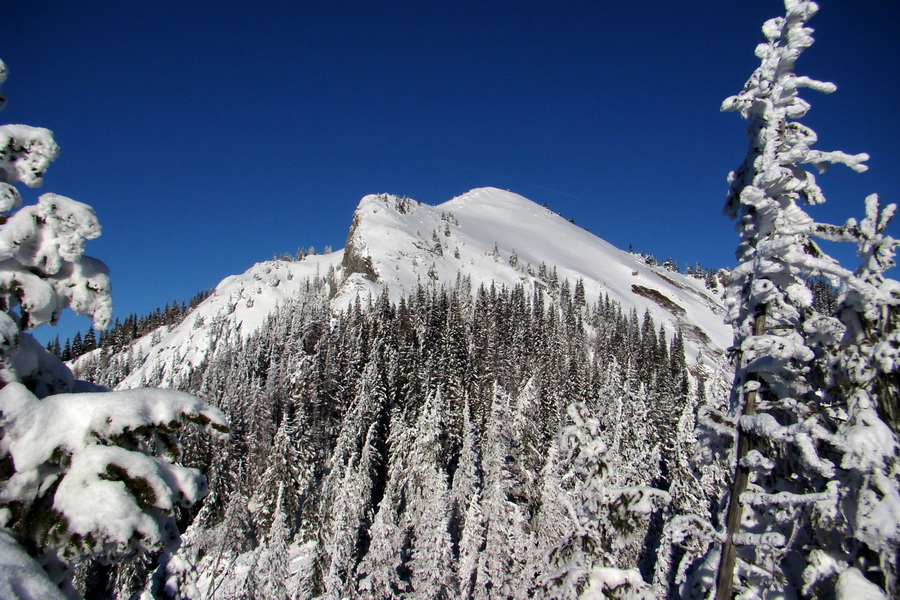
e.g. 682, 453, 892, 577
444, 186, 543, 209
338, 189, 730, 360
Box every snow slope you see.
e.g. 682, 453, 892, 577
105, 187, 730, 389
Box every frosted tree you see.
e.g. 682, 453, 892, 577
0, 59, 227, 596
152, 498, 212, 600
596, 361, 660, 495
201, 475, 257, 599
404, 389, 455, 600
252, 418, 300, 535
652, 394, 719, 599
542, 402, 669, 599
473, 386, 530, 600
317, 360, 388, 598
713, 1, 900, 597
512, 378, 547, 522
457, 488, 486, 600
318, 422, 380, 599
0, 80, 109, 392
449, 398, 486, 600
449, 396, 480, 549
356, 408, 412, 600
254, 485, 291, 600
527, 436, 567, 594
797, 194, 900, 598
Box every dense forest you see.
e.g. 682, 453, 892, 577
44, 290, 212, 361
70, 275, 732, 598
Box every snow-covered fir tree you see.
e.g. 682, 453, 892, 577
706, 1, 900, 597
542, 402, 669, 599
253, 485, 291, 600
0, 59, 226, 598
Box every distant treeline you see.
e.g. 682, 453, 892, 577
626, 245, 726, 289
46, 289, 213, 361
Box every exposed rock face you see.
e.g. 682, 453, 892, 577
342, 209, 380, 282
631, 284, 686, 316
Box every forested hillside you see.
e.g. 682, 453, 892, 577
71, 273, 733, 598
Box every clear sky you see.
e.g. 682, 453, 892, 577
3, 1, 898, 344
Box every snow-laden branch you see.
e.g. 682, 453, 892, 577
0, 383, 227, 560
0, 125, 59, 189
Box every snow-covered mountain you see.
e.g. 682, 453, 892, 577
107, 187, 730, 389
63, 186, 739, 598
339, 187, 729, 352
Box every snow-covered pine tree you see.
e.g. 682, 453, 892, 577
0, 59, 227, 596
713, 1, 900, 597
254, 485, 291, 600
316, 358, 389, 598
795, 193, 900, 597
200, 471, 258, 598
528, 436, 567, 594
356, 405, 413, 600
449, 395, 479, 547
473, 386, 530, 600
450, 397, 484, 599
152, 493, 214, 600
542, 402, 669, 599
252, 418, 301, 536
597, 360, 660, 497
457, 487, 486, 600
404, 388, 455, 599
651, 389, 715, 599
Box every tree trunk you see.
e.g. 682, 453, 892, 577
715, 310, 766, 600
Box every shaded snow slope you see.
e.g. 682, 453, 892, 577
101, 187, 729, 389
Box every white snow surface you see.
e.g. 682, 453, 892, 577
0, 528, 66, 600
835, 568, 888, 600
108, 188, 730, 389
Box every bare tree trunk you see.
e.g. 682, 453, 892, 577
715, 310, 766, 600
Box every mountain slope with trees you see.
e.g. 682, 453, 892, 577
64, 188, 738, 599
7, 1, 897, 598
74, 268, 731, 598
71, 187, 732, 394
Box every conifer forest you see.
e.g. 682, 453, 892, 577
71, 277, 721, 598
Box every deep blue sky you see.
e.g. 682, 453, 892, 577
3, 1, 898, 344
